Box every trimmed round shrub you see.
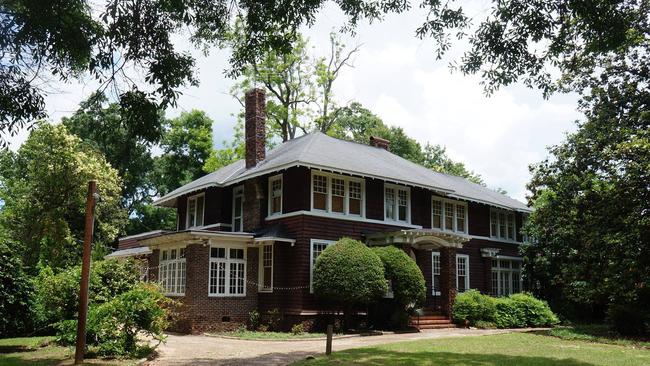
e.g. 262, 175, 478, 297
313, 238, 387, 305
372, 246, 426, 306
452, 290, 496, 325
509, 293, 559, 327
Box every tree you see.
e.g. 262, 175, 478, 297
313, 238, 387, 328
523, 51, 650, 320
153, 110, 215, 194
421, 144, 484, 185
0, 238, 34, 337
0, 124, 126, 271
372, 246, 426, 307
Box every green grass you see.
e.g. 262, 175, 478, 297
0, 337, 54, 349
548, 324, 650, 348
210, 330, 328, 340
293, 332, 650, 366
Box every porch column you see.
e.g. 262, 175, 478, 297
439, 247, 457, 317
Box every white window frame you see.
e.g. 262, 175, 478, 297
489, 208, 517, 241
232, 185, 244, 232
268, 174, 283, 216
491, 258, 523, 296
310, 171, 365, 217
208, 244, 247, 297
431, 251, 441, 296
431, 197, 468, 233
456, 254, 470, 293
309, 239, 335, 293
186, 193, 205, 228
384, 183, 411, 223
258, 243, 274, 293
159, 246, 187, 296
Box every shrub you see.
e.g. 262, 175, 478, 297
267, 308, 282, 331
291, 323, 305, 335
248, 310, 260, 330
494, 297, 526, 328
607, 303, 649, 336
57, 283, 171, 357
0, 240, 34, 337
452, 290, 496, 325
509, 293, 559, 327
372, 246, 426, 307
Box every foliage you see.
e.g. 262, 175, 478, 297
33, 259, 141, 330
0, 239, 34, 337
313, 238, 387, 308
291, 323, 305, 335
0, 124, 126, 271
267, 308, 282, 332
248, 309, 260, 331
606, 304, 649, 336
372, 246, 426, 307
453, 291, 558, 328
57, 283, 169, 357
153, 110, 215, 195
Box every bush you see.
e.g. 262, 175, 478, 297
33, 259, 141, 329
372, 246, 426, 307
607, 303, 649, 336
452, 290, 497, 325
453, 291, 558, 328
291, 323, 305, 335
248, 310, 260, 330
57, 283, 171, 357
267, 308, 282, 331
0, 241, 34, 337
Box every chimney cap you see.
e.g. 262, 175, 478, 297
369, 136, 390, 150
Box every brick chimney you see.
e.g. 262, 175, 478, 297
245, 88, 266, 169
369, 136, 390, 151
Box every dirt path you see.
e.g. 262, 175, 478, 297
145, 328, 519, 365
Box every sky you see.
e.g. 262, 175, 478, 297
9, 1, 582, 203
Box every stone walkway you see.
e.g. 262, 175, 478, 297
144, 328, 521, 365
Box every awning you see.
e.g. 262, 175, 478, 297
366, 229, 470, 249
105, 246, 152, 259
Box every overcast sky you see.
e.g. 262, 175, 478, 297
10, 1, 582, 203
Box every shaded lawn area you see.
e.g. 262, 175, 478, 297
294, 332, 650, 366
0, 337, 137, 366
548, 324, 650, 349
208, 330, 328, 340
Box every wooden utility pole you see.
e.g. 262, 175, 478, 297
75, 181, 97, 364
326, 324, 333, 355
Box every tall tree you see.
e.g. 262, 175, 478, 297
0, 124, 125, 272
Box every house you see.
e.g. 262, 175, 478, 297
109, 88, 532, 332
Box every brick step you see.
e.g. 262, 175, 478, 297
413, 315, 448, 320
416, 323, 459, 330
409, 319, 454, 326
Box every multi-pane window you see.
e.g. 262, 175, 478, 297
159, 247, 186, 296
209, 246, 246, 296
456, 254, 470, 293
186, 194, 205, 228
310, 239, 334, 292
490, 208, 516, 240
259, 244, 273, 292
385, 184, 410, 222
311, 172, 365, 216
431, 198, 468, 233
431, 251, 441, 295
491, 259, 522, 296
268, 175, 282, 216
232, 186, 244, 231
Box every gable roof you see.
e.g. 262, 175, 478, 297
154, 132, 531, 212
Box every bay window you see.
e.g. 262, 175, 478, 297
431, 197, 468, 233
159, 247, 186, 296
385, 184, 410, 222
490, 208, 516, 240
491, 259, 522, 296
209, 245, 246, 296
268, 175, 283, 216
186, 193, 205, 228
311, 171, 365, 217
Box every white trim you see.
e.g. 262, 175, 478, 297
384, 183, 411, 224
431, 196, 468, 234
491, 258, 523, 296
268, 173, 283, 217
208, 243, 247, 297
118, 230, 168, 242
469, 234, 523, 245
490, 207, 517, 241
186, 193, 205, 229
310, 170, 365, 218
266, 210, 422, 229
199, 223, 233, 230
309, 239, 336, 293
431, 251, 441, 296
232, 185, 244, 232
456, 254, 470, 293
258, 243, 274, 293
254, 236, 296, 244
159, 245, 187, 296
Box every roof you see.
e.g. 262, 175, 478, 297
105, 246, 152, 259
154, 132, 531, 212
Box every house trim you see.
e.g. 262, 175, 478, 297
265, 210, 423, 229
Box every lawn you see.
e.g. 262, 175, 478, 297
0, 337, 137, 366
209, 330, 329, 340
294, 332, 650, 366
548, 324, 650, 349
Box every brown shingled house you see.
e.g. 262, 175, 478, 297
110, 89, 532, 333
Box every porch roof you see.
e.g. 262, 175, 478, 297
365, 229, 470, 249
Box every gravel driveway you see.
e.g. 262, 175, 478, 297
144, 328, 517, 365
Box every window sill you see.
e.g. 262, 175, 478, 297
207, 294, 247, 298
164, 293, 185, 297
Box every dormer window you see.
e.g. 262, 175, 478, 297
186, 193, 205, 228
311, 171, 365, 216
384, 184, 410, 223
268, 174, 283, 216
